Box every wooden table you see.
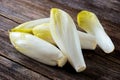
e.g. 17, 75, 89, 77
0, 0, 120, 80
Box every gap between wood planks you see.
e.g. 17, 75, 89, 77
0, 55, 50, 80
0, 54, 52, 80
0, 14, 21, 24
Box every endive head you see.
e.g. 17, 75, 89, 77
32, 23, 55, 44
11, 18, 49, 33
50, 8, 86, 72
9, 32, 67, 67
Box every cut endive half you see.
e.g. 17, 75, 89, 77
33, 23, 97, 49
50, 8, 86, 72
9, 32, 67, 67
77, 11, 115, 53
11, 18, 49, 33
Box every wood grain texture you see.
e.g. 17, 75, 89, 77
0, 0, 120, 80
0, 55, 49, 80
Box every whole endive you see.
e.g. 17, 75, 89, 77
9, 32, 67, 67
77, 11, 115, 53
50, 8, 86, 72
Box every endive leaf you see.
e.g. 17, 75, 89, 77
33, 23, 96, 49
78, 31, 96, 49
11, 18, 49, 33
32, 23, 55, 44
50, 8, 86, 72
77, 10, 115, 53
9, 32, 67, 67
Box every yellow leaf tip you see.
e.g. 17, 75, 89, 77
51, 8, 59, 14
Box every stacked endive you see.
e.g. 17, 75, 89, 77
9, 8, 114, 72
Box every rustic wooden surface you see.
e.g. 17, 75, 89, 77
0, 0, 120, 80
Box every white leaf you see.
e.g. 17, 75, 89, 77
50, 8, 86, 72
77, 11, 115, 53
9, 32, 67, 67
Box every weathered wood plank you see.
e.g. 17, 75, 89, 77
0, 0, 49, 23
52, 0, 120, 24
0, 15, 18, 30
0, 0, 120, 80
0, 0, 120, 24
0, 55, 49, 80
